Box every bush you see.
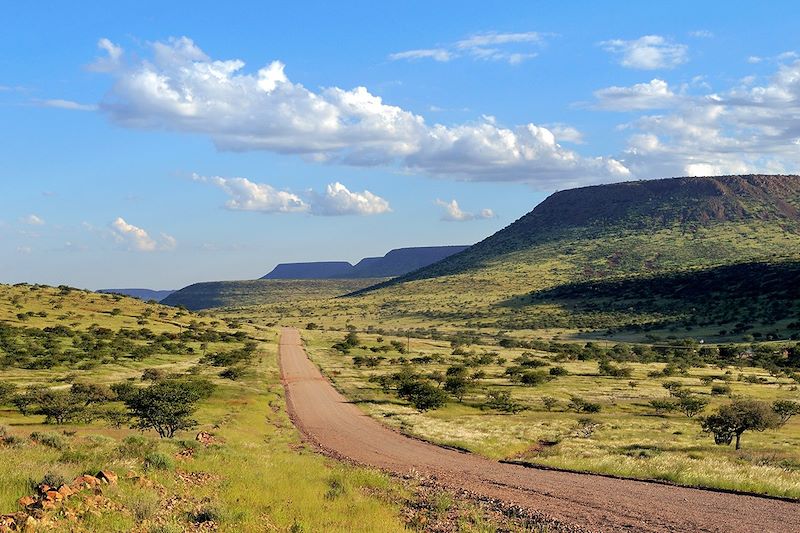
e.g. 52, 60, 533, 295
519, 370, 549, 387
397, 380, 447, 411
648, 399, 677, 415
711, 384, 732, 395
219, 366, 247, 380
549, 366, 569, 376
541, 396, 558, 411
29, 431, 67, 450
144, 451, 174, 470
568, 396, 601, 413
676, 394, 710, 418
483, 391, 527, 413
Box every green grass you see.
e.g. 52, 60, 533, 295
162, 278, 388, 310
301, 329, 800, 499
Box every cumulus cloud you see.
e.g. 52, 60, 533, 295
110, 217, 175, 251
40, 99, 97, 111
435, 199, 495, 221
22, 214, 45, 226
600, 35, 688, 70
391, 31, 543, 65
593, 79, 678, 111
614, 59, 800, 177
89, 37, 626, 188
192, 174, 307, 213
309, 182, 391, 216
194, 174, 390, 216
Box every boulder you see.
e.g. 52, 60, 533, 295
16, 496, 35, 508
96, 470, 118, 485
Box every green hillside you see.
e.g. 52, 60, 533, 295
250, 175, 800, 340
163, 278, 386, 310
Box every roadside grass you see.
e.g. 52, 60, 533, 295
0, 328, 411, 531
301, 329, 800, 499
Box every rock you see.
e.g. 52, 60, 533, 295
44, 490, 61, 502
195, 431, 216, 446
57, 485, 73, 497
17, 496, 36, 508
72, 475, 99, 489
96, 470, 118, 485
23, 515, 37, 532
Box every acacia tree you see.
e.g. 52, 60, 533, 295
125, 379, 214, 438
700, 399, 780, 450
772, 400, 800, 426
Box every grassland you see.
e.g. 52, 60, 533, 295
0, 284, 549, 532
225, 222, 800, 344
162, 278, 387, 311
301, 328, 800, 499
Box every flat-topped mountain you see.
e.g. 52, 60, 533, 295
344, 175, 800, 340
263, 262, 354, 279
261, 245, 469, 279
380, 175, 800, 284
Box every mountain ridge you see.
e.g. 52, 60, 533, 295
261, 245, 469, 279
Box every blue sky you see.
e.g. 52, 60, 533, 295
3, 1, 800, 289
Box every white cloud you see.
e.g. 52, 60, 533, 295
546, 124, 584, 144
93, 37, 627, 188
594, 79, 678, 111
391, 31, 543, 65
388, 49, 452, 62
194, 174, 390, 216
309, 182, 391, 216
600, 35, 688, 70
435, 199, 495, 221
87, 38, 123, 72
193, 174, 307, 213
110, 217, 175, 252
689, 30, 714, 38
22, 214, 45, 226
613, 59, 800, 177
40, 99, 97, 111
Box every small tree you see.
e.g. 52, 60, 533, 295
541, 396, 558, 412
648, 399, 677, 415
676, 394, 709, 418
700, 399, 780, 450
772, 400, 800, 426
125, 379, 215, 438
34, 390, 90, 424
444, 375, 470, 402
0, 381, 16, 405
483, 391, 526, 414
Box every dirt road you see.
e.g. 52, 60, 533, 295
279, 328, 800, 532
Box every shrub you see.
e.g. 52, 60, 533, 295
549, 366, 569, 376
568, 396, 601, 413
144, 451, 174, 470
519, 370, 549, 387
29, 431, 67, 450
483, 391, 527, 413
676, 395, 709, 418
648, 399, 677, 415
541, 396, 558, 411
711, 384, 732, 395
219, 366, 246, 380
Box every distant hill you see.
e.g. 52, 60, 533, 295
338, 175, 800, 340
161, 278, 385, 311
97, 288, 175, 302
263, 262, 354, 279
377, 175, 800, 285
261, 246, 468, 279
